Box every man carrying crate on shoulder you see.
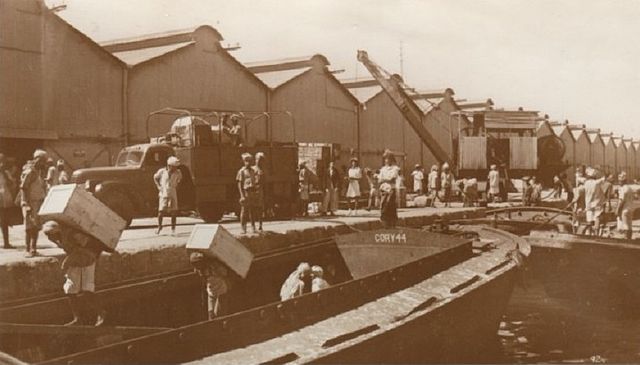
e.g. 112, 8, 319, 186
42, 220, 108, 326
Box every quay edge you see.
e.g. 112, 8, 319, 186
0, 207, 486, 303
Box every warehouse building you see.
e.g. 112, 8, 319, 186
629, 140, 640, 179
1, 0, 125, 168
568, 125, 590, 168
623, 139, 635, 179
613, 135, 627, 176
550, 121, 575, 175
585, 128, 605, 170
601, 133, 616, 175
102, 26, 269, 146
349, 85, 464, 171
246, 55, 359, 166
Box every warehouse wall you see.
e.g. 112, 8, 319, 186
420, 94, 462, 170
604, 141, 616, 175
41, 12, 125, 167
558, 129, 575, 176
269, 62, 358, 164
589, 138, 605, 170
574, 132, 590, 168
127, 26, 268, 145
0, 0, 44, 132
359, 91, 421, 171
616, 143, 628, 176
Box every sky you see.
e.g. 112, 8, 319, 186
50, 0, 640, 139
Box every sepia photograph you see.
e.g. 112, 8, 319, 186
1, 0, 640, 363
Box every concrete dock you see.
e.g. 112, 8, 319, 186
0, 206, 487, 302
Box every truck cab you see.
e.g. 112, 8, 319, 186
72, 108, 298, 225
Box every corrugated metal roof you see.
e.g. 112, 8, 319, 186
253, 67, 311, 89
112, 41, 193, 65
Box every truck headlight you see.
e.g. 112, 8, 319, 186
84, 180, 92, 191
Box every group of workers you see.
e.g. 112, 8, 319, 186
571, 166, 635, 239
279, 262, 330, 301
0, 149, 70, 255
299, 151, 467, 221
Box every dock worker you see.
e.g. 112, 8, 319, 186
602, 174, 615, 213
42, 220, 108, 326
154, 156, 182, 235
379, 150, 400, 228
311, 265, 330, 292
322, 161, 341, 216
616, 172, 634, 240
575, 165, 586, 187
364, 168, 378, 211
45, 159, 69, 190
190, 252, 232, 319
411, 164, 424, 195
346, 157, 362, 216
462, 178, 479, 207
584, 167, 606, 236
529, 176, 543, 206
440, 163, 455, 207
223, 114, 243, 147
253, 152, 266, 231
280, 262, 312, 301
237, 153, 258, 234
0, 154, 17, 249
487, 164, 500, 203
560, 172, 574, 203
298, 162, 312, 217
427, 165, 439, 207
20, 149, 48, 257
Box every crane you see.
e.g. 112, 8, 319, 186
357, 50, 452, 167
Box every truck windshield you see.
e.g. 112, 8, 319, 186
116, 150, 144, 167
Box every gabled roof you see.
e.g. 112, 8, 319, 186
585, 128, 602, 144
98, 25, 268, 88
111, 41, 194, 65
624, 139, 633, 149
600, 133, 613, 145
567, 124, 587, 141
551, 124, 571, 139
47, 7, 125, 67
632, 141, 640, 151
246, 54, 358, 104
254, 68, 311, 89
612, 136, 625, 148
349, 86, 383, 104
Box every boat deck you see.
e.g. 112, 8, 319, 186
189, 227, 528, 365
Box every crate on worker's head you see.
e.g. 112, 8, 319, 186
186, 224, 254, 278
38, 184, 126, 251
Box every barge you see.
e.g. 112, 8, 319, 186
0, 224, 528, 364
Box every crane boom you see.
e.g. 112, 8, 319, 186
357, 50, 452, 166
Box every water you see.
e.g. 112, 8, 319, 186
498, 282, 640, 363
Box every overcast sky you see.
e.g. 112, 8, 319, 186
52, 0, 640, 139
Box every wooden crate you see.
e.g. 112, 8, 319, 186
186, 224, 253, 278
38, 184, 126, 251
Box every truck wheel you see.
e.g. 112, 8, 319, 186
198, 204, 223, 223
98, 190, 134, 227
